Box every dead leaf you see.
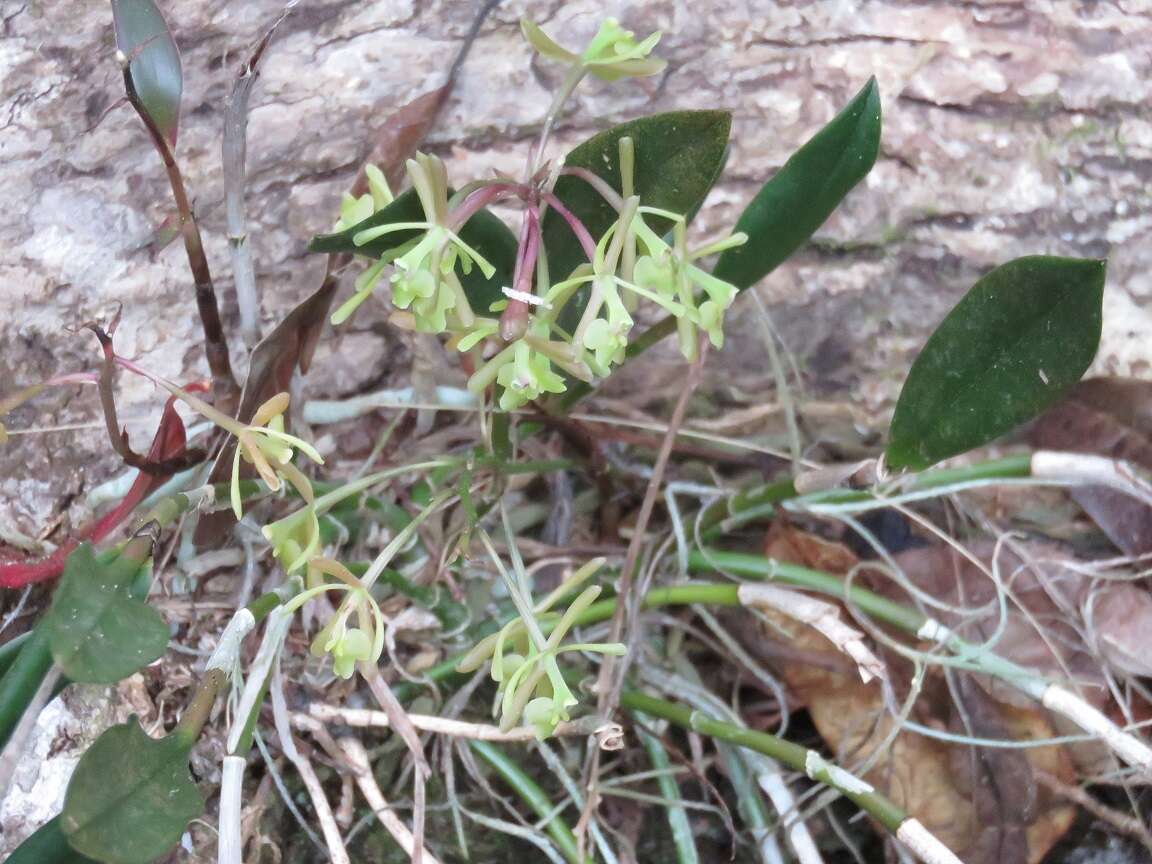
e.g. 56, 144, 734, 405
1031, 377, 1152, 555
737, 524, 1078, 863
354, 87, 451, 194
194, 271, 339, 544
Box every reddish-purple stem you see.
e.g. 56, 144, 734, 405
447, 183, 520, 232
542, 192, 599, 264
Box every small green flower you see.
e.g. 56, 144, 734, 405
226, 393, 324, 519
495, 339, 567, 411
333, 164, 393, 232
314, 621, 374, 680
521, 17, 666, 81
290, 558, 387, 680
455, 560, 624, 738
262, 504, 321, 574
580, 278, 633, 367
350, 153, 494, 334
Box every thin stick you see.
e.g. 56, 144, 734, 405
362, 667, 429, 864
595, 339, 708, 714
304, 704, 598, 740
288, 739, 352, 864
340, 737, 445, 864
224, 3, 297, 347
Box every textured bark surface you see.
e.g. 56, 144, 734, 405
1, 0, 1151, 852
2, 0, 1150, 534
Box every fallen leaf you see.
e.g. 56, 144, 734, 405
737, 524, 1077, 863
1031, 377, 1152, 556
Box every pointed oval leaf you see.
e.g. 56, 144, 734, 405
7, 816, 100, 864
308, 188, 517, 314
45, 543, 169, 684
543, 110, 732, 283
713, 78, 881, 290
112, 0, 183, 144
61, 719, 202, 864
887, 255, 1106, 471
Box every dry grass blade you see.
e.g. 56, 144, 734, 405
339, 737, 445, 864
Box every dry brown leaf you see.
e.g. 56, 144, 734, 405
1031, 377, 1152, 556
354, 87, 451, 194
745, 524, 1077, 863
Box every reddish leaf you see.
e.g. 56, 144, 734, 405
0, 396, 186, 588
355, 86, 451, 194
1030, 377, 1152, 555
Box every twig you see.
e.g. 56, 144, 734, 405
361, 666, 430, 864
1035, 769, 1152, 843
303, 703, 599, 740
339, 737, 445, 864
287, 737, 352, 864
224, 3, 297, 347
595, 338, 708, 713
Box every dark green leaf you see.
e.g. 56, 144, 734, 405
44, 543, 168, 684
713, 78, 881, 290
308, 188, 517, 314
543, 110, 732, 284
61, 718, 202, 864
112, 0, 183, 144
887, 255, 1107, 471
7, 815, 99, 864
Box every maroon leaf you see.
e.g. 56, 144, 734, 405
356, 86, 451, 194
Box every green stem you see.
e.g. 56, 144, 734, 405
173, 587, 289, 750
686, 549, 926, 634
637, 718, 699, 864
0, 625, 53, 751
468, 739, 589, 864
620, 690, 908, 833
0, 631, 31, 679
699, 454, 1033, 538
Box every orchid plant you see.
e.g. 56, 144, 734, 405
6, 4, 1115, 863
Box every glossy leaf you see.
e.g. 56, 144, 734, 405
61, 719, 201, 864
887, 256, 1106, 471
7, 816, 99, 864
112, 0, 183, 144
543, 110, 732, 284
713, 78, 881, 290
308, 188, 517, 313
44, 543, 168, 684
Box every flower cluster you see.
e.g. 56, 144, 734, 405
326, 16, 744, 411
456, 558, 623, 738
332, 154, 495, 330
